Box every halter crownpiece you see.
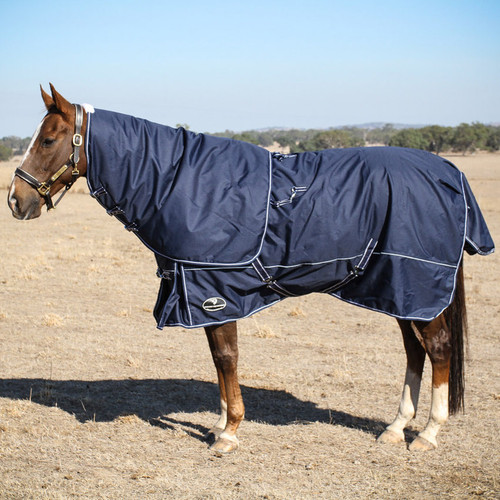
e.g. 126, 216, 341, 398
14, 104, 84, 210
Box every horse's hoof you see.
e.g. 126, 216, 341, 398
409, 435, 437, 451
377, 429, 404, 444
210, 436, 239, 455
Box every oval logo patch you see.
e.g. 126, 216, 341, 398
202, 297, 227, 312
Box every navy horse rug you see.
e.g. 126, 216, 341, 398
85, 109, 494, 328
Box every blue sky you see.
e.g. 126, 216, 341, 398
1, 0, 499, 137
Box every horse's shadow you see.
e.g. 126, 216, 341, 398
0, 378, 416, 443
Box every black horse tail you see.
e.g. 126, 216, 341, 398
445, 261, 468, 415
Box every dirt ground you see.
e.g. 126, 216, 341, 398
0, 152, 498, 499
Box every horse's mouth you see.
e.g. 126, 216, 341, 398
9, 198, 42, 220
11, 208, 41, 220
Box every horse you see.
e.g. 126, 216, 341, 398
7, 84, 494, 455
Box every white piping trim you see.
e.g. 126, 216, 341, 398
329, 292, 449, 322
185, 265, 252, 272
465, 236, 480, 253
265, 254, 362, 269
158, 261, 178, 327
156, 298, 283, 330
180, 264, 193, 326
358, 238, 375, 268
85, 111, 93, 192
183, 255, 359, 272
465, 235, 494, 256
376, 252, 457, 269
182, 247, 461, 272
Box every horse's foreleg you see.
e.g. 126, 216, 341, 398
205, 348, 228, 439
409, 315, 451, 451
204, 322, 244, 454
378, 319, 426, 444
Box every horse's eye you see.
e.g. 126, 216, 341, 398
42, 137, 55, 148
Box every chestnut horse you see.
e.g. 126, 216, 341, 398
8, 85, 471, 454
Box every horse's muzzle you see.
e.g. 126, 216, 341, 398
7, 183, 42, 220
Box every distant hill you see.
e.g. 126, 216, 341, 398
336, 122, 429, 130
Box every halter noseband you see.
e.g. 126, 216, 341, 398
14, 104, 84, 211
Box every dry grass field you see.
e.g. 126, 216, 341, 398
0, 152, 498, 499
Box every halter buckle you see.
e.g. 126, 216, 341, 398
73, 133, 83, 147
37, 183, 51, 196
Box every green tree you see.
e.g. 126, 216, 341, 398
420, 125, 453, 155
232, 132, 260, 145
366, 124, 397, 145
297, 129, 365, 151
276, 135, 297, 149
389, 129, 427, 150
471, 122, 490, 149
256, 132, 274, 147
485, 127, 500, 151
340, 127, 366, 143
452, 123, 478, 154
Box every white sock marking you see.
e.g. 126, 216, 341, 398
213, 398, 228, 430
418, 383, 448, 446
385, 368, 422, 437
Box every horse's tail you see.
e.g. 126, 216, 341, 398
445, 261, 468, 415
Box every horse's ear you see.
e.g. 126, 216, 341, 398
41, 85, 56, 112
49, 83, 73, 115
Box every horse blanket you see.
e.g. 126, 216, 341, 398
85, 109, 494, 328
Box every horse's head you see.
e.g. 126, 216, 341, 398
8, 84, 87, 219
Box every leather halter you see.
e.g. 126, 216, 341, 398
14, 104, 84, 210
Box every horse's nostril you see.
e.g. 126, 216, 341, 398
8, 191, 21, 215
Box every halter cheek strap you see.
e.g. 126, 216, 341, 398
14, 104, 84, 211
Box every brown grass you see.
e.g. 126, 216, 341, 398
0, 153, 498, 498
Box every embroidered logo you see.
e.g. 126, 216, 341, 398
202, 297, 227, 312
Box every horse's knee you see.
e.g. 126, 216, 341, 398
212, 349, 238, 371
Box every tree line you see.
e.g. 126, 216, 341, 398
214, 122, 500, 155
1, 122, 499, 162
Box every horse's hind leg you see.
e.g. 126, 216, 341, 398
409, 314, 451, 451
204, 322, 244, 454
378, 319, 426, 444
